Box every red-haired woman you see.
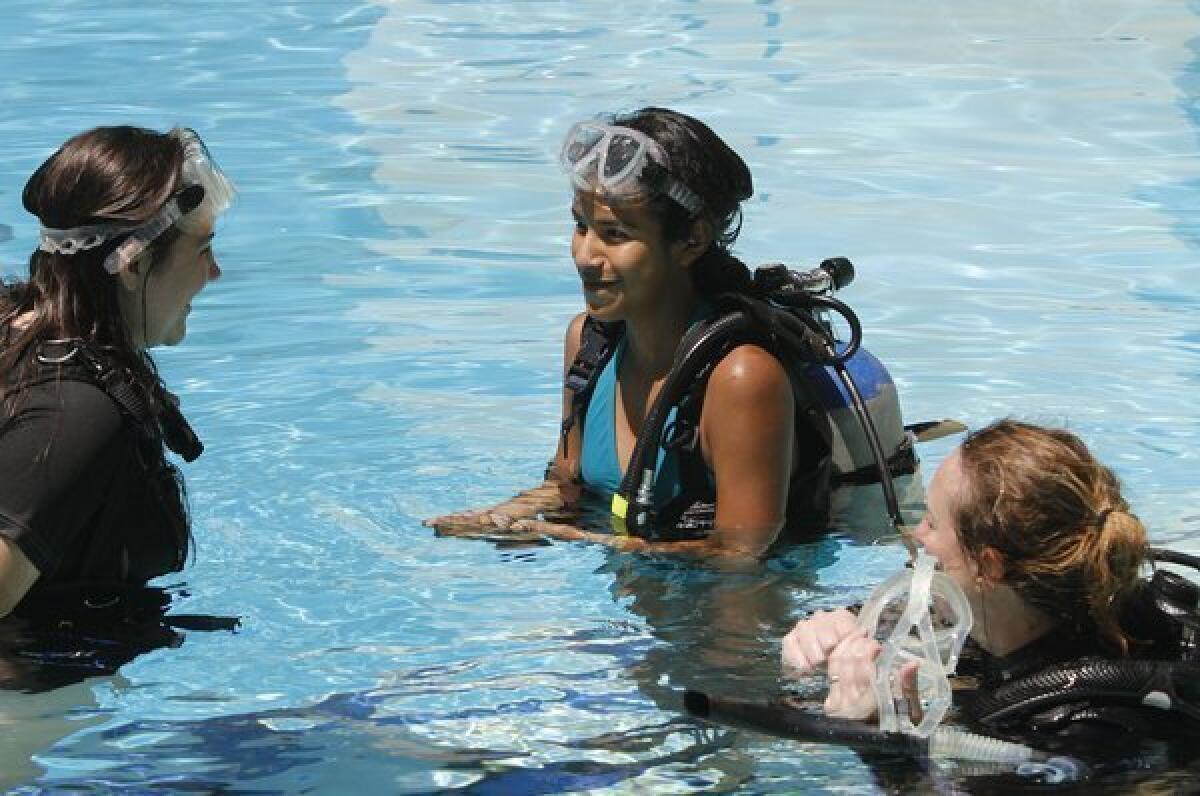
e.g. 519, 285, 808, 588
783, 420, 1199, 762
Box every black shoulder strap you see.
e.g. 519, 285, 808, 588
27, 340, 203, 462
560, 316, 623, 456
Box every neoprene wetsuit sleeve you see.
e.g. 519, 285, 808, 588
0, 379, 125, 578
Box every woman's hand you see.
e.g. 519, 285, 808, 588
423, 507, 523, 537
822, 631, 923, 724
822, 628, 883, 720
424, 480, 572, 537
781, 608, 860, 675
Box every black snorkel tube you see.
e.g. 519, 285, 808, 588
684, 690, 927, 755
683, 690, 1088, 783
612, 257, 906, 537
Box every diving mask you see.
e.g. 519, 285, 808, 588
559, 121, 703, 215
858, 551, 973, 738
38, 128, 235, 274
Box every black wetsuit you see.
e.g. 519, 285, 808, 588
955, 624, 1200, 771
0, 373, 184, 592
0, 333, 191, 689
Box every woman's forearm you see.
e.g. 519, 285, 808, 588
507, 519, 767, 566
492, 480, 569, 517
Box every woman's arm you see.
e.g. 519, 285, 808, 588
699, 343, 794, 556
426, 313, 588, 536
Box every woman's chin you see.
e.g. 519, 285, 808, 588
583, 292, 620, 318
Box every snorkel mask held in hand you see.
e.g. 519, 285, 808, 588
559, 121, 704, 215
858, 551, 973, 738
38, 128, 235, 274
687, 552, 1090, 779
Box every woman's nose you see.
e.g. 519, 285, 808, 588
575, 228, 604, 265
208, 258, 222, 282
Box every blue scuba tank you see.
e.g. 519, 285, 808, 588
803, 345, 909, 481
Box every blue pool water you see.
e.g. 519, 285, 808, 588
1, 0, 1199, 792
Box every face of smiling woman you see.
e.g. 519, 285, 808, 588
912, 450, 981, 596
570, 191, 695, 324
119, 218, 221, 349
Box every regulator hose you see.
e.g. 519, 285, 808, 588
966, 658, 1200, 725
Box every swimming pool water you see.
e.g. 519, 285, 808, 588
1, 1, 1198, 792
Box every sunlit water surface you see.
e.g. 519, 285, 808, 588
0, 1, 1198, 792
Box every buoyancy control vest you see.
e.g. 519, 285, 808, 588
562, 258, 917, 539
961, 547, 1200, 731
0, 336, 234, 692
2, 334, 203, 611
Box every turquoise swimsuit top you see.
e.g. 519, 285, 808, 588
579, 337, 685, 510
579, 308, 714, 510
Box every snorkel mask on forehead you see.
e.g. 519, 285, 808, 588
559, 121, 704, 216
37, 128, 235, 275
859, 551, 973, 738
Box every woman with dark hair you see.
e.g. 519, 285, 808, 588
0, 125, 233, 628
428, 107, 811, 559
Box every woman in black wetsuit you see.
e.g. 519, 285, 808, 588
782, 419, 1198, 763
0, 126, 233, 636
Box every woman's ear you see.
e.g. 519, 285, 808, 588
116, 252, 151, 292
676, 218, 712, 269
976, 546, 1007, 585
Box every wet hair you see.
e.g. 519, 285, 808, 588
954, 419, 1148, 654
1, 125, 192, 566
611, 107, 756, 298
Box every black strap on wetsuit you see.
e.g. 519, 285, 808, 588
560, 315, 623, 458
33, 338, 203, 462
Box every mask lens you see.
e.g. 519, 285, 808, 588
562, 124, 606, 170
865, 575, 969, 670
600, 133, 646, 184
874, 646, 954, 737
929, 588, 968, 668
